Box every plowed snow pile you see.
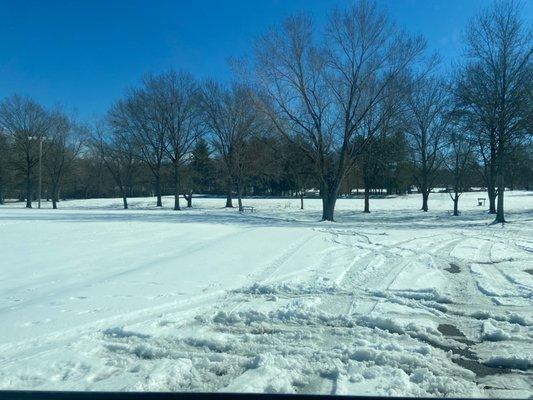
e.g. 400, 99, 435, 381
0, 192, 532, 397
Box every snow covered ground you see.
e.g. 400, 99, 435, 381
0, 191, 532, 397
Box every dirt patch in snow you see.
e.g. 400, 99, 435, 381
437, 324, 473, 345
445, 263, 461, 274
435, 324, 513, 378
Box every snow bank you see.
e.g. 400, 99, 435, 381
236, 277, 339, 296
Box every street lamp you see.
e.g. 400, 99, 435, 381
28, 135, 46, 209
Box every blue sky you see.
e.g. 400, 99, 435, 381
0, 0, 531, 121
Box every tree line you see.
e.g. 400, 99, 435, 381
0, 0, 531, 222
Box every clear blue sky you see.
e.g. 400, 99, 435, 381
0, 0, 531, 121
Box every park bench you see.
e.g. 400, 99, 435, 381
240, 206, 255, 213
477, 197, 486, 206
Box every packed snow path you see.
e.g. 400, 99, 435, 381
0, 192, 532, 397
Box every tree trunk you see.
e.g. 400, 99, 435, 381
237, 181, 243, 211
25, 169, 32, 208
495, 170, 505, 223
225, 178, 233, 208
155, 174, 162, 207
225, 193, 233, 207
119, 185, 128, 210
52, 184, 59, 209
182, 190, 193, 208
173, 163, 180, 211
300, 192, 304, 210
453, 193, 459, 216
364, 186, 370, 213
421, 190, 429, 212
321, 188, 337, 221
487, 186, 496, 214
0, 178, 4, 205
484, 159, 497, 214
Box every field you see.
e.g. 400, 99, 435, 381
0, 192, 532, 397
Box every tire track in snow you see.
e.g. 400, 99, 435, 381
331, 232, 503, 325
227, 232, 321, 314
324, 230, 461, 317
257, 232, 320, 284
429, 237, 466, 258
0, 288, 228, 367
0, 227, 258, 313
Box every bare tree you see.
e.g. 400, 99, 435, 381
454, 64, 499, 213
43, 111, 83, 209
445, 121, 473, 216
403, 78, 450, 212
153, 71, 203, 210
359, 136, 382, 213
108, 78, 167, 207
357, 88, 402, 213
179, 166, 195, 208
199, 81, 259, 211
0, 95, 50, 208
255, 1, 425, 220
92, 123, 137, 210
463, 0, 532, 223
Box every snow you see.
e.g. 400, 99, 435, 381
486, 355, 532, 371
481, 321, 512, 341
0, 191, 532, 397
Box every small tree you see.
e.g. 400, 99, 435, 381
151, 70, 204, 211
179, 166, 194, 208
43, 111, 83, 209
403, 78, 450, 211
108, 77, 168, 207
357, 90, 402, 213
92, 124, 137, 210
200, 81, 259, 211
358, 136, 382, 213
445, 123, 473, 216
